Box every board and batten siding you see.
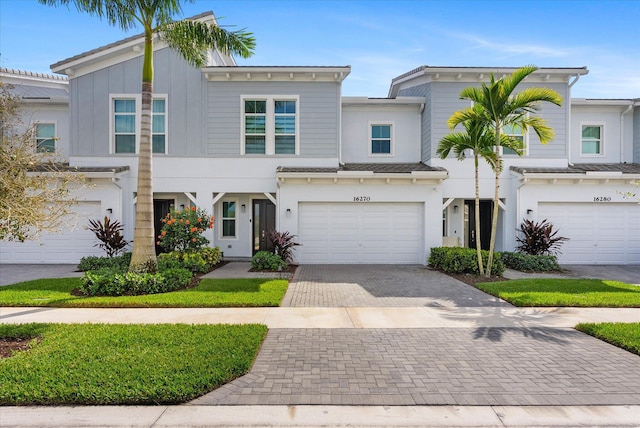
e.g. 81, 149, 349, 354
398, 83, 431, 162
70, 48, 205, 157
206, 81, 340, 157
423, 81, 568, 161
634, 107, 640, 163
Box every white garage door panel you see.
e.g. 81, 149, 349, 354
0, 202, 104, 264
538, 203, 640, 264
298, 202, 423, 264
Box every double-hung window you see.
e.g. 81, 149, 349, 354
242, 96, 298, 155
35, 122, 56, 153
114, 99, 137, 153
370, 123, 392, 155
581, 125, 602, 156
244, 100, 266, 154
112, 95, 167, 154
502, 122, 526, 155
221, 201, 237, 238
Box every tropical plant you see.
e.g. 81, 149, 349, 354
515, 218, 568, 256
87, 216, 129, 257
157, 206, 214, 253
438, 106, 500, 276
39, 0, 256, 273
268, 230, 301, 263
448, 65, 563, 276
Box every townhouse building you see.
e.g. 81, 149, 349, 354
2, 12, 638, 265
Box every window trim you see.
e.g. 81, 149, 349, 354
220, 200, 238, 240
580, 123, 604, 157
109, 94, 168, 155
241, 95, 300, 156
368, 121, 394, 157
34, 121, 57, 153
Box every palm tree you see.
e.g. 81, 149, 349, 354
438, 105, 521, 276
448, 66, 562, 276
39, 0, 255, 272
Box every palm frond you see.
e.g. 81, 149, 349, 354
160, 19, 255, 68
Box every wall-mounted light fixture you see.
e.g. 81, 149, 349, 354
527, 209, 533, 215
286, 208, 291, 216
453, 205, 459, 213
106, 208, 113, 214
241, 204, 246, 213
180, 204, 185, 210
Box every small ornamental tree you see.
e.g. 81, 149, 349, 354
157, 206, 214, 252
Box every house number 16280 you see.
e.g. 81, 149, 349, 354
353, 196, 371, 202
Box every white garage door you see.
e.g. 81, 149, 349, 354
297, 202, 424, 264
538, 202, 640, 264
0, 202, 104, 264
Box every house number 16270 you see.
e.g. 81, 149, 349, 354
353, 196, 371, 202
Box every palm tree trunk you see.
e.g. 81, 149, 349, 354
474, 153, 484, 276
486, 128, 502, 277
129, 33, 157, 272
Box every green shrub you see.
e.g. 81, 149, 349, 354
200, 246, 222, 267
428, 247, 505, 276
77, 253, 131, 272
158, 248, 221, 273
80, 268, 192, 296
501, 251, 561, 272
251, 251, 287, 271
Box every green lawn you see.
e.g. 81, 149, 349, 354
0, 323, 267, 405
576, 322, 640, 356
475, 278, 640, 307
0, 277, 289, 307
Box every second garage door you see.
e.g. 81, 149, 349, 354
297, 202, 424, 264
538, 202, 640, 264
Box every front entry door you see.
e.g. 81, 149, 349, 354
253, 199, 276, 254
464, 200, 492, 251
153, 199, 173, 254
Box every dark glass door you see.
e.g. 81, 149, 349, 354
252, 199, 276, 254
465, 200, 492, 251
153, 199, 173, 254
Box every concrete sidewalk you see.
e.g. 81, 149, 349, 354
1, 405, 639, 427
1, 306, 639, 328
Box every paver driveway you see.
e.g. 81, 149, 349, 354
192, 265, 640, 407
193, 327, 640, 406
282, 264, 510, 307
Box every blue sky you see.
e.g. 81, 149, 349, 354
1, 0, 638, 98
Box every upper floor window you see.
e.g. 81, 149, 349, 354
242, 96, 298, 155
35, 122, 56, 153
112, 95, 167, 154
370, 123, 392, 155
581, 125, 602, 156
502, 122, 526, 156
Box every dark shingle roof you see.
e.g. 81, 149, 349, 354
278, 163, 446, 174
29, 164, 129, 174
511, 163, 640, 174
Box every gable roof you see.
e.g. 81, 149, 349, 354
51, 11, 236, 77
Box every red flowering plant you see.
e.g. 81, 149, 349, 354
157, 206, 214, 252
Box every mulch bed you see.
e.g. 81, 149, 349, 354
442, 271, 509, 287
0, 337, 39, 359
248, 264, 298, 275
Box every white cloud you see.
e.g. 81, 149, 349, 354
448, 32, 568, 58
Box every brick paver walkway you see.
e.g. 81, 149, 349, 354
282, 264, 510, 307
192, 327, 640, 406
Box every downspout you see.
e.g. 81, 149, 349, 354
620, 103, 633, 162
566, 74, 581, 165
